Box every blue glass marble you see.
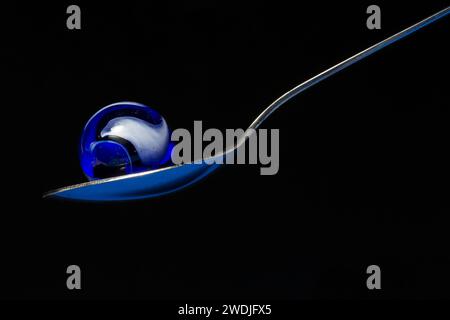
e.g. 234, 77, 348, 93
80, 102, 173, 180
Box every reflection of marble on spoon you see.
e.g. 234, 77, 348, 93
44, 7, 449, 201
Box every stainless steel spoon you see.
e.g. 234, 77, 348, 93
44, 7, 449, 201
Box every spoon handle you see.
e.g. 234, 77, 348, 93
248, 6, 450, 131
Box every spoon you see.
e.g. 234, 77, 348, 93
44, 6, 449, 201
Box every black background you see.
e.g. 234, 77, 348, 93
4, 0, 449, 303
